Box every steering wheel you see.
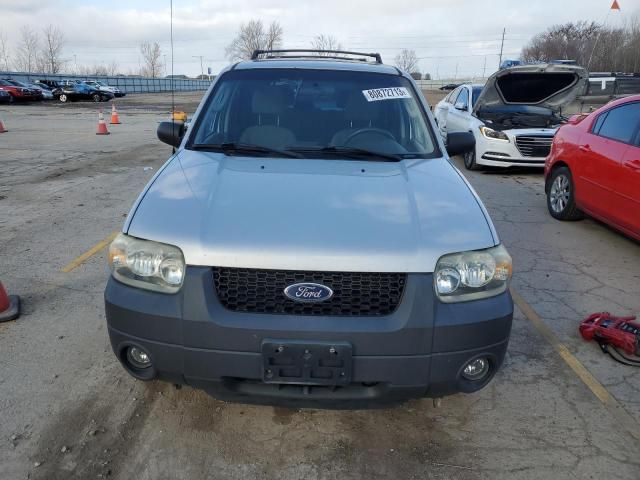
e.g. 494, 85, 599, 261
344, 128, 396, 145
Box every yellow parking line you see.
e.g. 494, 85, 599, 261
62, 231, 118, 273
511, 287, 640, 441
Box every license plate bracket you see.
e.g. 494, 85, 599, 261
261, 340, 353, 386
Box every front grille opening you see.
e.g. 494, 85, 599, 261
515, 135, 553, 158
213, 267, 406, 316
222, 377, 385, 399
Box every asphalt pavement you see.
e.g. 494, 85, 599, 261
0, 94, 638, 479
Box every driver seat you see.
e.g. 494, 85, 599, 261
330, 92, 379, 146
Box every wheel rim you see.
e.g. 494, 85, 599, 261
550, 174, 571, 213
60, 94, 67, 102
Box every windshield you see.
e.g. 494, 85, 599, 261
190, 68, 439, 159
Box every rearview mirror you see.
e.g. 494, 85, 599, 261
157, 121, 185, 148
454, 102, 468, 111
446, 132, 475, 157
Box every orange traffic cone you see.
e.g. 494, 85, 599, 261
0, 118, 7, 133
110, 102, 121, 125
96, 110, 110, 135
0, 280, 20, 322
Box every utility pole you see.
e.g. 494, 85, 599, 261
482, 55, 487, 78
192, 55, 204, 78
498, 27, 506, 68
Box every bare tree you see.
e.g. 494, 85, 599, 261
15, 26, 39, 73
106, 60, 120, 76
40, 25, 66, 74
0, 30, 10, 71
395, 49, 419, 74
225, 20, 284, 61
311, 34, 343, 55
266, 21, 283, 50
140, 41, 162, 77
520, 20, 640, 72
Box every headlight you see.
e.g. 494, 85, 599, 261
479, 126, 509, 142
108, 233, 185, 293
435, 244, 512, 303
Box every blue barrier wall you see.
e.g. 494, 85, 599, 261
0, 71, 211, 93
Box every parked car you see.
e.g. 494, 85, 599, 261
439, 83, 459, 91
499, 59, 522, 70
0, 89, 11, 104
545, 95, 640, 241
434, 64, 589, 170
54, 83, 114, 103
36, 79, 62, 90
105, 49, 514, 407
0, 79, 42, 102
26, 82, 54, 100
82, 80, 125, 97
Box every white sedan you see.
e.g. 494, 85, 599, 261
434, 64, 588, 170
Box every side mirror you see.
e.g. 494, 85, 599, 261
446, 132, 475, 157
454, 102, 468, 111
157, 121, 185, 148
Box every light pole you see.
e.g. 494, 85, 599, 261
498, 27, 506, 69
192, 55, 204, 78
73, 54, 77, 74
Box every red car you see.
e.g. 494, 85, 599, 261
0, 79, 41, 102
545, 95, 640, 241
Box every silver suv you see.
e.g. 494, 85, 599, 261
105, 50, 513, 407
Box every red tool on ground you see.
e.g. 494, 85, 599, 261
580, 312, 640, 366
0, 280, 20, 322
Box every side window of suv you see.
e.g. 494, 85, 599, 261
593, 102, 640, 144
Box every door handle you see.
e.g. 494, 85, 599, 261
579, 144, 591, 152
626, 159, 640, 171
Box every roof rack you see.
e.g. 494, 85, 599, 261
251, 49, 383, 64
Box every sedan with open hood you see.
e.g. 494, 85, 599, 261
434, 64, 588, 170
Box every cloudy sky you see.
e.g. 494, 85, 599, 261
0, 0, 637, 78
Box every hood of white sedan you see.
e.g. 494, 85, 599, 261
473, 64, 588, 125
125, 150, 497, 273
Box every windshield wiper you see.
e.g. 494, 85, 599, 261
191, 142, 302, 158
292, 146, 402, 162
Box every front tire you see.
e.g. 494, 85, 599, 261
59, 94, 68, 103
547, 166, 583, 221
463, 147, 481, 171
92, 94, 101, 103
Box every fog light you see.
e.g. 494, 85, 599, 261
127, 346, 151, 369
462, 357, 489, 381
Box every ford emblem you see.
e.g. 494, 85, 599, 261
284, 283, 334, 303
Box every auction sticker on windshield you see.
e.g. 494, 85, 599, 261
362, 87, 412, 102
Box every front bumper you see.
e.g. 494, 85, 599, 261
105, 267, 513, 407
475, 132, 550, 168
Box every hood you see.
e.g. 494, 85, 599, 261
125, 151, 497, 273
473, 64, 588, 128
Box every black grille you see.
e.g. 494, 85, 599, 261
515, 135, 554, 158
213, 268, 406, 316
